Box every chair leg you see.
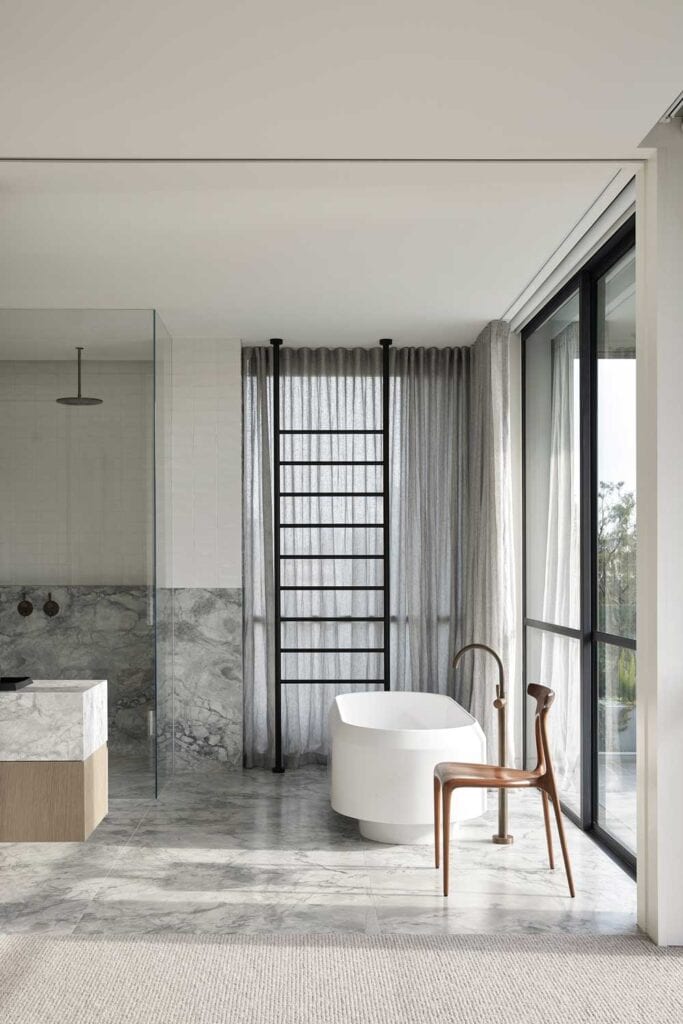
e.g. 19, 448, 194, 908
548, 781, 576, 897
541, 790, 555, 870
442, 785, 453, 897
433, 776, 441, 870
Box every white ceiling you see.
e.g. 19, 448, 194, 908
1, 2, 675, 348
1, 1, 682, 158
0, 160, 634, 347
0, 310, 156, 360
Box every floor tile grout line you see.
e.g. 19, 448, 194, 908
64, 798, 158, 931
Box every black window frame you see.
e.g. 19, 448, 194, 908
521, 214, 636, 877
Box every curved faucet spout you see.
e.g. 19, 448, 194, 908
452, 642, 514, 845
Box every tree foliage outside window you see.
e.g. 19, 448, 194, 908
597, 480, 636, 713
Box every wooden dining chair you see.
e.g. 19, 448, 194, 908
433, 683, 575, 898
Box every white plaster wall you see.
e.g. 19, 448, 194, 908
636, 125, 683, 945
0, 360, 153, 585
170, 339, 242, 589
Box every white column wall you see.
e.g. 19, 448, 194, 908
637, 124, 683, 945
171, 338, 242, 589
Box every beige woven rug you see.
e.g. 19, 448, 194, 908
1, 932, 681, 1024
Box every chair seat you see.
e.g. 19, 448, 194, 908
434, 760, 542, 788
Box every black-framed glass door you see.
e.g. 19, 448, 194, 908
522, 216, 636, 874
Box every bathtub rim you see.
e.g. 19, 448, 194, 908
332, 691, 479, 740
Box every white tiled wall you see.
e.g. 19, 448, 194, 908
170, 339, 242, 589
0, 360, 153, 585
155, 333, 174, 591
0, 342, 242, 591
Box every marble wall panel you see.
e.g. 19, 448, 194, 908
155, 587, 175, 780
0, 585, 244, 769
0, 585, 153, 754
171, 588, 242, 768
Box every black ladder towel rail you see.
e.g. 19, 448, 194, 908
271, 337, 392, 773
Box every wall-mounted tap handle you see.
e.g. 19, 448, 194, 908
17, 593, 33, 617
43, 593, 60, 618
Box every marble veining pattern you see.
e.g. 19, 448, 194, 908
0, 680, 107, 761
0, 586, 153, 754
82, 679, 109, 759
155, 587, 175, 783
0, 763, 636, 936
170, 588, 242, 768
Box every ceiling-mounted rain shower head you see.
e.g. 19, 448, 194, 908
56, 346, 103, 405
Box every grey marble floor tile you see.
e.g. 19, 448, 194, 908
78, 844, 374, 907
0, 896, 93, 935
2, 846, 122, 887
0, 761, 636, 937
265, 902, 379, 934
73, 898, 380, 935
370, 900, 639, 935
0, 828, 135, 880
228, 845, 369, 870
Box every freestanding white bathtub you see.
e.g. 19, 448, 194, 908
329, 691, 487, 844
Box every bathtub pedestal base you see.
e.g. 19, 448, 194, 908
359, 820, 435, 845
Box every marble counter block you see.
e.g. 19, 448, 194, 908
0, 679, 107, 761
0, 679, 109, 840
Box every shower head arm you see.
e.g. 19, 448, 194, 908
56, 345, 102, 405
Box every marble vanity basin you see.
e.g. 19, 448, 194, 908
0, 679, 108, 841
0, 679, 107, 761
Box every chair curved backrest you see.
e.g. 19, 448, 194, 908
527, 683, 555, 777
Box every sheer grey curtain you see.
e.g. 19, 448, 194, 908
242, 324, 515, 767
